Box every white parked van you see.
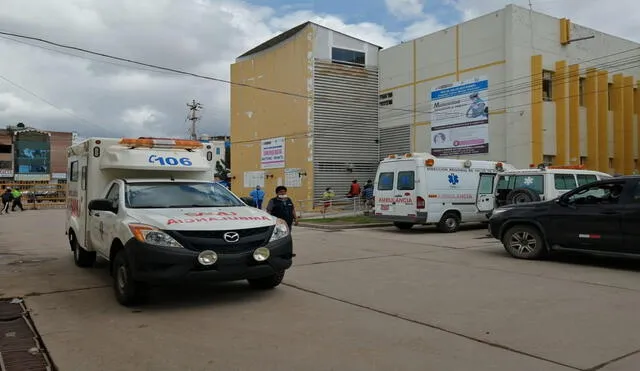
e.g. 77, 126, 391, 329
65, 137, 293, 306
373, 153, 514, 232
494, 165, 612, 207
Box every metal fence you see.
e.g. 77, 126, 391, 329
296, 196, 374, 218
0, 182, 66, 210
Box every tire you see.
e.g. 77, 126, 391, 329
393, 222, 414, 230
505, 188, 541, 205
112, 250, 148, 306
71, 234, 96, 268
437, 212, 461, 233
248, 270, 285, 290
502, 225, 547, 260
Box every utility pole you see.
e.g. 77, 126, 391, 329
186, 99, 203, 140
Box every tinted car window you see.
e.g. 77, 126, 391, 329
554, 174, 577, 190
397, 171, 415, 190
568, 182, 624, 205
577, 174, 597, 186
378, 172, 394, 191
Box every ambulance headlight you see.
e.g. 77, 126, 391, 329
269, 219, 290, 242
129, 224, 183, 248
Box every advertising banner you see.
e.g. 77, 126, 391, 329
260, 137, 285, 169
430, 76, 489, 156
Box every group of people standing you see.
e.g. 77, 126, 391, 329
322, 179, 375, 212
1, 187, 24, 214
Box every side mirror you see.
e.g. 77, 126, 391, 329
240, 197, 256, 207
88, 198, 116, 212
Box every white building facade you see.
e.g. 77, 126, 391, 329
379, 4, 640, 173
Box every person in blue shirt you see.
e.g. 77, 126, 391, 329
249, 185, 265, 209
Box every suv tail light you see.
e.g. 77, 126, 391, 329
416, 196, 425, 209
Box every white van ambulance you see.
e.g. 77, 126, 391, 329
373, 153, 514, 232
65, 137, 293, 306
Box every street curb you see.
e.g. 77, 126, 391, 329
297, 222, 392, 230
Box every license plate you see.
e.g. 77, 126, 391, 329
381, 204, 389, 211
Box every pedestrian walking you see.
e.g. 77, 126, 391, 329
266, 186, 298, 229
11, 187, 24, 211
1, 187, 14, 214
249, 185, 265, 209
362, 180, 374, 210
322, 187, 335, 215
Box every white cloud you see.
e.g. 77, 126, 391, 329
385, 0, 425, 20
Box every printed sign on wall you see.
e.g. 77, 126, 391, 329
261, 137, 285, 169
430, 76, 489, 156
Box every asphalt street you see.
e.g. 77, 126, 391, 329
2, 209, 640, 370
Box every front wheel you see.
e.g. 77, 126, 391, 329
248, 271, 285, 290
393, 222, 414, 230
502, 225, 547, 260
437, 212, 460, 233
112, 250, 148, 306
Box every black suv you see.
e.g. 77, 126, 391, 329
488, 176, 640, 260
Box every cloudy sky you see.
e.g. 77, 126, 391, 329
0, 0, 638, 139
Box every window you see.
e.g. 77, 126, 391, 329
397, 171, 415, 190
554, 174, 577, 190
498, 175, 544, 194
609, 158, 614, 168
215, 148, 221, 155
379, 92, 393, 107
631, 181, 640, 202
106, 183, 120, 203
478, 174, 495, 194
579, 156, 587, 165
579, 77, 586, 106
543, 155, 555, 165
0, 145, 11, 154
331, 47, 365, 66
69, 161, 79, 182
542, 70, 554, 101
125, 182, 243, 209
377, 172, 394, 191
567, 182, 624, 205
608, 83, 613, 110
576, 174, 597, 186
81, 166, 87, 190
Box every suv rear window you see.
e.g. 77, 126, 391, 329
397, 171, 415, 190
378, 172, 394, 191
554, 174, 577, 190
577, 174, 597, 186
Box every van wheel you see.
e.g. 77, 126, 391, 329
248, 271, 285, 290
71, 234, 96, 268
502, 225, 547, 260
437, 212, 460, 233
393, 222, 414, 230
112, 250, 148, 306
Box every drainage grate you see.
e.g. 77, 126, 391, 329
0, 299, 54, 371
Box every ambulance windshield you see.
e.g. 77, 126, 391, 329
125, 182, 243, 209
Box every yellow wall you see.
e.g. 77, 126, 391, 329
230, 26, 314, 205
530, 55, 543, 165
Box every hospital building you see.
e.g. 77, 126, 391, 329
230, 3, 640, 204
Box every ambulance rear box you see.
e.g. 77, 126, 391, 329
373, 153, 514, 232
65, 137, 293, 306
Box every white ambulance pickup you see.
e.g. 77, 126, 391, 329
65, 137, 293, 306
373, 153, 515, 232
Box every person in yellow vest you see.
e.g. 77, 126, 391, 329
11, 187, 24, 212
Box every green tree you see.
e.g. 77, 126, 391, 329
215, 159, 230, 181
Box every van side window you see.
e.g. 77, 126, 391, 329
105, 183, 120, 208
397, 171, 415, 190
554, 174, 577, 190
514, 175, 544, 194
69, 161, 79, 182
577, 174, 597, 186
378, 172, 394, 191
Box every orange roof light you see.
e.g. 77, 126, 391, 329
425, 158, 435, 166
404, 153, 413, 158
119, 137, 202, 149
388, 154, 397, 159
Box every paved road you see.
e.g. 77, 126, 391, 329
2, 210, 640, 370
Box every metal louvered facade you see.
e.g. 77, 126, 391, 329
379, 125, 411, 159
312, 60, 380, 200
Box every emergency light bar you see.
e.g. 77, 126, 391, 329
119, 138, 202, 149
